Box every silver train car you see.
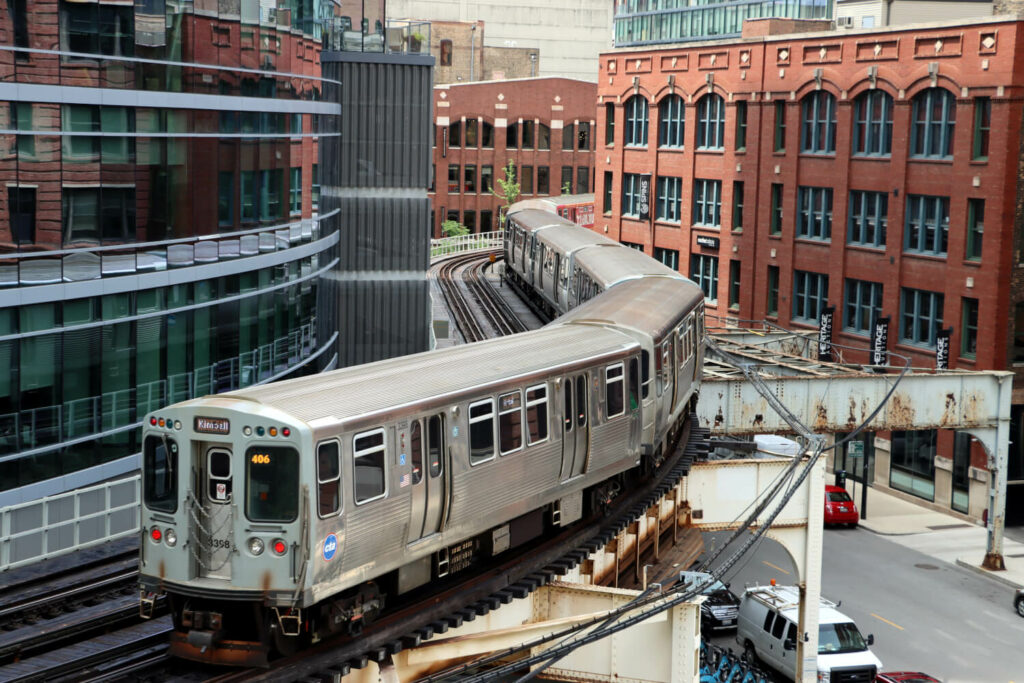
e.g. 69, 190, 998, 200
138, 202, 706, 665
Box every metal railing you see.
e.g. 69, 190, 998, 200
0, 476, 140, 572
430, 231, 503, 259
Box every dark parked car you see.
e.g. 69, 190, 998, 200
678, 571, 740, 632
1015, 587, 1024, 617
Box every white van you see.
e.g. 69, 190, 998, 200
736, 584, 882, 682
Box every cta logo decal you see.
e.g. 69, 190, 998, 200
323, 533, 338, 561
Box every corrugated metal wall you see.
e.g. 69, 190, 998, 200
322, 52, 435, 367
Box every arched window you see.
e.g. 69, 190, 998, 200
481, 120, 494, 148
538, 123, 551, 150
624, 95, 649, 147
440, 39, 452, 66
448, 120, 461, 147
696, 94, 724, 150
800, 91, 836, 154
658, 95, 685, 148
911, 88, 956, 159
464, 119, 478, 148
852, 90, 893, 157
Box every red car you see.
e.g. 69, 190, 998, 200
824, 485, 859, 527
877, 673, 941, 683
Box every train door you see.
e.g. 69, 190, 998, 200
560, 374, 589, 480
667, 334, 678, 410
423, 414, 447, 536
407, 414, 447, 543
192, 444, 233, 580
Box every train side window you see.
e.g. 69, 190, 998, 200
628, 358, 639, 410
143, 435, 177, 513
317, 440, 341, 517
469, 398, 495, 465
499, 391, 523, 455
575, 376, 587, 427
563, 381, 573, 433
207, 449, 232, 503
526, 384, 549, 444
606, 364, 625, 418
353, 429, 387, 504
427, 415, 443, 478
410, 421, 423, 485
641, 350, 651, 399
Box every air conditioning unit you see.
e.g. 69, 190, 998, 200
837, 16, 854, 27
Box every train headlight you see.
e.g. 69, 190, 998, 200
248, 537, 265, 555
272, 539, 287, 556
165, 529, 177, 547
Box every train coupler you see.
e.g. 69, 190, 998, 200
139, 591, 157, 619
273, 607, 302, 637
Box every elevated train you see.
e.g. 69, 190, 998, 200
138, 201, 706, 665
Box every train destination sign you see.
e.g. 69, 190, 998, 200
194, 416, 230, 435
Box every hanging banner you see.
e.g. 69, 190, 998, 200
818, 305, 835, 362
871, 316, 890, 366
936, 327, 953, 370
638, 174, 651, 221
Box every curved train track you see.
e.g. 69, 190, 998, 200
433, 251, 527, 342
0, 253, 703, 681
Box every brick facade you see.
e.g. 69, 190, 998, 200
596, 18, 1024, 517
431, 77, 596, 237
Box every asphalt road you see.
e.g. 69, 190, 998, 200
701, 527, 1024, 682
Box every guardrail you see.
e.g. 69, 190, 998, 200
0, 476, 140, 572
430, 231, 503, 259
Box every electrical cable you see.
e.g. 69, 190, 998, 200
429, 334, 912, 681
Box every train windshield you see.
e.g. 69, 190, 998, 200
143, 435, 178, 513
246, 446, 299, 522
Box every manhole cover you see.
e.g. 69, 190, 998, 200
914, 563, 939, 570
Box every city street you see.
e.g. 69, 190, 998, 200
703, 527, 1024, 682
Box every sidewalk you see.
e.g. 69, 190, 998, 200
849, 483, 1024, 590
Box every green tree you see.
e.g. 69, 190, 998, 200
441, 219, 469, 237
491, 159, 520, 226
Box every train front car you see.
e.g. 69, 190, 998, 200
139, 397, 311, 666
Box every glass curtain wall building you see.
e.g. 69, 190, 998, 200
613, 0, 832, 46
0, 0, 344, 502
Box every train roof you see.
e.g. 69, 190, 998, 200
504, 208, 565, 233
575, 246, 686, 288
531, 222, 618, 253
559, 278, 705, 340
509, 195, 593, 212
222, 324, 637, 425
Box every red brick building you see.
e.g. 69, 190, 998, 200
595, 17, 1024, 520
431, 77, 596, 237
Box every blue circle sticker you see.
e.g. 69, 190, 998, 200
323, 533, 338, 561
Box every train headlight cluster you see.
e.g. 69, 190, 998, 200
147, 416, 182, 430
272, 539, 287, 555
248, 537, 265, 556
241, 425, 292, 439
150, 526, 178, 546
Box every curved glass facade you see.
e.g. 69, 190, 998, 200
0, 0, 344, 496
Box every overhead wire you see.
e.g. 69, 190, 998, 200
430, 334, 912, 681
